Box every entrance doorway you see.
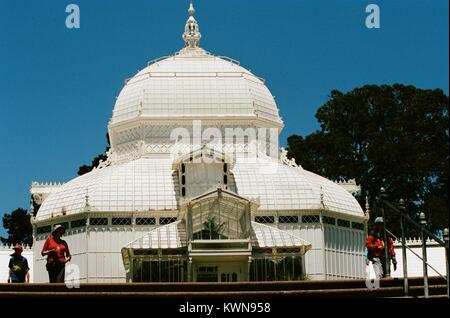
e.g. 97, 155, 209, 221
220, 272, 238, 282
196, 266, 219, 282
218, 263, 242, 282
194, 262, 244, 282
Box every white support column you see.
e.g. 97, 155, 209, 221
187, 257, 193, 282
247, 256, 252, 282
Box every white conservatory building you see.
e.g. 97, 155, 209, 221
30, 3, 368, 283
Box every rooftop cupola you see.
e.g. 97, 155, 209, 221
182, 1, 201, 48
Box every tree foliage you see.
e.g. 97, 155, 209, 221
287, 84, 449, 234
77, 133, 111, 176
1, 208, 33, 246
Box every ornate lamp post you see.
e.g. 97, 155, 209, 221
380, 189, 448, 297
443, 228, 449, 298
398, 199, 408, 295
379, 187, 390, 277
419, 211, 429, 298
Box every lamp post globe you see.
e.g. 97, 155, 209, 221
419, 212, 427, 226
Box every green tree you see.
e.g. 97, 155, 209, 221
1, 208, 33, 246
194, 216, 226, 240
78, 133, 111, 176
287, 84, 449, 235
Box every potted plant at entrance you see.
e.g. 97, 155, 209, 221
194, 216, 226, 240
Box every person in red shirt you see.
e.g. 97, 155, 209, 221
366, 217, 397, 279
41, 224, 71, 283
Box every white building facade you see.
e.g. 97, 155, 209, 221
30, 3, 368, 283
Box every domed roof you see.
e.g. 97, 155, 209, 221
111, 49, 282, 126
110, 3, 282, 128
35, 157, 364, 221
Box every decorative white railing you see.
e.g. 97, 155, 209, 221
0, 244, 33, 251
393, 238, 441, 247
0, 237, 441, 251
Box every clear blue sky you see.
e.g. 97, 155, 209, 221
0, 0, 448, 238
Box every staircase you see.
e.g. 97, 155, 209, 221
0, 277, 447, 298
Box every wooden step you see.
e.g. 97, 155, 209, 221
0, 277, 446, 298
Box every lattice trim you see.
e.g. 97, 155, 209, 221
301, 215, 320, 224
254, 216, 275, 224
136, 217, 156, 226
159, 217, 177, 225
111, 218, 132, 226
278, 215, 299, 224
90, 217, 108, 226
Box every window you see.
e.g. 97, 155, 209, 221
322, 216, 336, 225
71, 219, 86, 228
159, 217, 177, 225
223, 164, 227, 173
181, 164, 186, 173
181, 175, 186, 185
301, 215, 320, 223
112, 218, 132, 226
223, 174, 228, 185
90, 217, 108, 226
37, 225, 51, 235
337, 219, 350, 228
181, 187, 186, 197
57, 222, 69, 231
278, 216, 299, 224
255, 216, 275, 224
136, 217, 156, 226
352, 222, 364, 231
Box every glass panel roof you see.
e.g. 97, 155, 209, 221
111, 53, 281, 125
36, 156, 364, 221
232, 157, 364, 217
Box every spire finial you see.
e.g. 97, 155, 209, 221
365, 196, 370, 216
183, 1, 201, 48
188, 0, 195, 16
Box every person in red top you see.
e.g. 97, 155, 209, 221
41, 224, 71, 283
366, 217, 397, 279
